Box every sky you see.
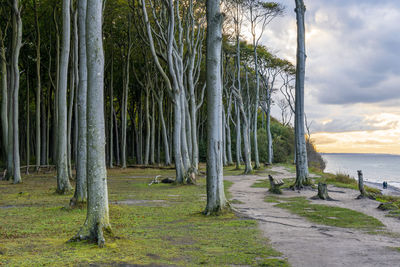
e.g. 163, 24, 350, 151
258, 0, 400, 154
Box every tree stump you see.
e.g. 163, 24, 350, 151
268, 175, 284, 194
311, 182, 334, 201
357, 170, 367, 199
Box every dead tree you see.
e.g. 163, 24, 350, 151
357, 170, 367, 199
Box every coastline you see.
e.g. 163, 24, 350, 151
364, 181, 400, 196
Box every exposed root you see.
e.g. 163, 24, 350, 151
69, 223, 111, 248
69, 197, 86, 209
203, 202, 231, 216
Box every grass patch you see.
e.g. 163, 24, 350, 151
0, 168, 287, 266
309, 171, 381, 196
275, 197, 384, 231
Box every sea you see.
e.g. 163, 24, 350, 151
321, 153, 400, 190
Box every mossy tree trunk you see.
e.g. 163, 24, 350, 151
71, 0, 111, 246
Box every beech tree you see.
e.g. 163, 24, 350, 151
56, 0, 72, 193
11, 0, 22, 184
293, 0, 309, 188
205, 0, 228, 215
71, 0, 111, 246
71, 0, 88, 206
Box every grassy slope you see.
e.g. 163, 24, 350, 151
0, 168, 288, 266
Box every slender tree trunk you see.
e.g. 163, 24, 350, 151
53, 6, 60, 163
235, 104, 241, 169
0, 28, 8, 164
225, 96, 233, 165
157, 96, 170, 165
6, 64, 13, 180
204, 0, 227, 215
57, 0, 73, 193
11, 0, 22, 184
71, 0, 87, 206
109, 51, 113, 168
34, 0, 41, 171
144, 87, 150, 165
41, 96, 46, 165
266, 94, 273, 165
71, 0, 111, 246
180, 91, 190, 172
293, 0, 309, 189
150, 94, 155, 164
113, 110, 120, 166
67, 51, 75, 179
26, 69, 30, 174
222, 107, 227, 166
253, 45, 260, 169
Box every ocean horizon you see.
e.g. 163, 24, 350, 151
321, 153, 400, 190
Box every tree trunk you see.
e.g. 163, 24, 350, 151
157, 96, 170, 165
53, 6, 60, 164
180, 91, 190, 172
357, 170, 367, 199
109, 51, 114, 168
26, 68, 30, 174
150, 94, 155, 164
225, 96, 233, 165
235, 104, 241, 169
71, 0, 88, 206
67, 49, 75, 179
266, 98, 273, 165
11, 0, 22, 184
252, 44, 260, 169
57, 0, 73, 193
113, 109, 120, 166
204, 0, 227, 215
293, 0, 309, 189
144, 87, 150, 165
71, 0, 111, 246
0, 28, 8, 165
34, 0, 41, 171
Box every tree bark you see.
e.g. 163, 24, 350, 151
26, 68, 30, 174
71, 0, 88, 206
109, 50, 114, 168
57, 0, 73, 193
11, 0, 22, 184
34, 0, 41, 171
293, 0, 309, 189
357, 170, 367, 199
71, 0, 111, 246
204, 0, 227, 215
0, 27, 8, 166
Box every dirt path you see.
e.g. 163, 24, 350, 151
225, 166, 400, 267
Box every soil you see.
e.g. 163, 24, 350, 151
225, 166, 400, 267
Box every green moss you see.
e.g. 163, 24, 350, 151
0, 168, 287, 266
275, 197, 384, 231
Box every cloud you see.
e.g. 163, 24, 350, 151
265, 0, 400, 105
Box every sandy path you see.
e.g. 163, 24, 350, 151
225, 166, 400, 267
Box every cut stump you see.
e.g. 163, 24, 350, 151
311, 182, 335, 201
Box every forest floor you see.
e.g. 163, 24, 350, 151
226, 165, 400, 267
0, 166, 288, 266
